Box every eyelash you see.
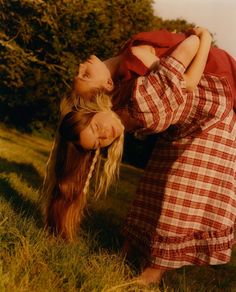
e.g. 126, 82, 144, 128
83, 72, 89, 78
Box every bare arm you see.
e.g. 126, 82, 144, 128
171, 35, 200, 69
131, 28, 212, 92
131, 45, 160, 70
184, 28, 212, 91
172, 27, 212, 91
131, 38, 200, 74
131, 37, 200, 71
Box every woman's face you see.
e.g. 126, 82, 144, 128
74, 55, 113, 98
79, 111, 124, 150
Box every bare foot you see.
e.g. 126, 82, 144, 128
136, 267, 165, 286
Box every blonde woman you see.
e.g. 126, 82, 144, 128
42, 30, 205, 241
43, 28, 236, 286
73, 28, 236, 111
42, 94, 124, 240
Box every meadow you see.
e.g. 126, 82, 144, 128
0, 124, 236, 292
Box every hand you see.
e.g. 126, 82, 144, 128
186, 26, 212, 43
191, 26, 210, 36
186, 26, 211, 37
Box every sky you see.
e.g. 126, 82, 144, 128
153, 0, 236, 58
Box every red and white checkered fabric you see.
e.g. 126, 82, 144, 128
124, 56, 236, 269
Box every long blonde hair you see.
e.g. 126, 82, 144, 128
42, 93, 124, 241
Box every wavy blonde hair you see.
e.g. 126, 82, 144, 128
42, 93, 124, 241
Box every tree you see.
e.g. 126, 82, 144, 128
0, 0, 156, 131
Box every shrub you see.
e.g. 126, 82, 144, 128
0, 0, 156, 131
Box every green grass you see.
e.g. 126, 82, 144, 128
0, 124, 236, 292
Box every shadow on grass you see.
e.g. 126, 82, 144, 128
0, 135, 14, 143
0, 157, 43, 189
0, 134, 50, 159
0, 176, 43, 227
172, 263, 236, 291
81, 207, 148, 275
82, 207, 124, 252
210, 263, 236, 290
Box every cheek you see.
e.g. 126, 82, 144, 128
74, 79, 85, 94
113, 119, 123, 137
75, 81, 94, 100
79, 128, 95, 149
101, 138, 115, 148
100, 137, 116, 148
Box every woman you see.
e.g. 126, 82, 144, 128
42, 94, 124, 240
73, 28, 236, 112
42, 29, 203, 240
43, 28, 236, 285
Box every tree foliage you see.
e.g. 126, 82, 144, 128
0, 0, 194, 132
0, 0, 156, 130
0, 0, 196, 168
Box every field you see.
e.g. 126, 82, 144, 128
0, 124, 236, 292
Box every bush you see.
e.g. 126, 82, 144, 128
0, 0, 194, 167
0, 0, 156, 131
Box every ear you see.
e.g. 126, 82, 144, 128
104, 77, 114, 92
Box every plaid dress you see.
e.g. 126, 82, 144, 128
119, 30, 236, 109
123, 56, 236, 269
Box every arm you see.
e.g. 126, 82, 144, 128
131, 37, 200, 73
131, 45, 160, 71
184, 27, 212, 91
172, 27, 212, 91
131, 28, 212, 92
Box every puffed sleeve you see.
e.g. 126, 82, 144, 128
131, 56, 187, 134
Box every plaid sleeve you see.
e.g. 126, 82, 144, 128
132, 56, 187, 135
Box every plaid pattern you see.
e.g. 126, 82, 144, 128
124, 56, 236, 269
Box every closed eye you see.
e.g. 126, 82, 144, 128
82, 72, 90, 79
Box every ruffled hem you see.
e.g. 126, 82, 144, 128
148, 249, 232, 269
123, 224, 235, 258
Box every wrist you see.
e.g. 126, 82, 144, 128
199, 31, 212, 43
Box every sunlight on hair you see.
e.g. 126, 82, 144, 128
95, 132, 124, 199
42, 91, 125, 241
78, 92, 113, 113
40, 133, 59, 217
78, 93, 125, 200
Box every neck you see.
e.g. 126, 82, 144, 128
103, 55, 123, 79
